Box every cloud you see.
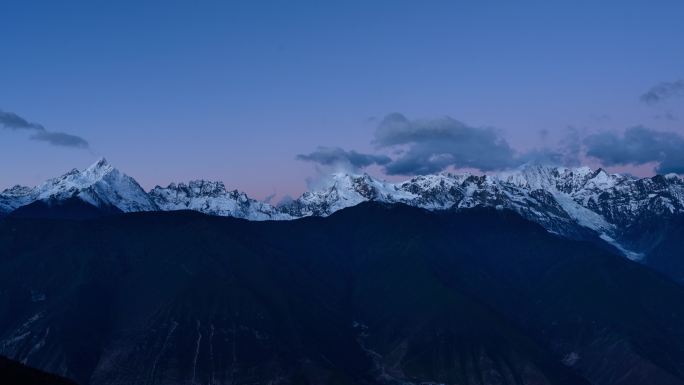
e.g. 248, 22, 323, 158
276, 194, 295, 207
584, 126, 684, 174
641, 79, 684, 104
296, 146, 391, 170
298, 114, 588, 176
300, 113, 684, 178
0, 110, 45, 130
557, 126, 582, 166
30, 131, 89, 148
263, 192, 277, 204
538, 128, 550, 141
589, 114, 610, 123
653, 111, 678, 121
373, 113, 518, 174
518, 127, 581, 167
0, 109, 89, 148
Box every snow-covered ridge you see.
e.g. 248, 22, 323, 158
2, 159, 683, 258
150, 180, 292, 220
0, 158, 156, 213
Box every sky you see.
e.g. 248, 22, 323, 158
1, 0, 684, 200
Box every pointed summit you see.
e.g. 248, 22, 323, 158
20, 157, 156, 213
83, 157, 115, 180
87, 157, 111, 171
93, 157, 109, 168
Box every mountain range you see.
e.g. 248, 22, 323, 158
2, 158, 683, 260
2, 203, 684, 385
2, 159, 684, 384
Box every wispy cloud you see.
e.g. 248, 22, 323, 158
296, 146, 391, 171
517, 127, 581, 168
0, 110, 45, 130
263, 192, 277, 204
641, 79, 684, 104
653, 111, 678, 121
30, 131, 89, 148
0, 109, 89, 149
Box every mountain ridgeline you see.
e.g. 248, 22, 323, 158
2, 160, 684, 384
3, 160, 684, 247
2, 158, 684, 281
1, 203, 684, 384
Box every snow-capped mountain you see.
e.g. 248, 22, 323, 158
281, 165, 684, 259
0, 158, 156, 214
2, 158, 683, 259
150, 180, 292, 220
0, 185, 35, 214
279, 173, 414, 217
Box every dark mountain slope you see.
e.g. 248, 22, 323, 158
291, 204, 684, 385
8, 197, 123, 220
0, 355, 77, 385
644, 215, 684, 283
1, 203, 684, 384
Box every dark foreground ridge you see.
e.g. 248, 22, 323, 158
1, 202, 684, 384
0, 355, 77, 385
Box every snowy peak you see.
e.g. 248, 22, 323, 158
326, 172, 393, 201
150, 180, 290, 221
159, 180, 228, 198
279, 172, 406, 217
88, 156, 112, 170
331, 173, 376, 198
37, 158, 156, 212
282, 165, 684, 259
0, 158, 156, 214
0, 185, 35, 214
82, 157, 115, 179
1, 185, 34, 198
495, 164, 621, 193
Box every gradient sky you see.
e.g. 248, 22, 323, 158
1, 0, 684, 200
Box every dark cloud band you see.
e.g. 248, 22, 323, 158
0, 110, 45, 130
296, 146, 391, 170
0, 109, 89, 149
374, 113, 519, 174
299, 114, 584, 175
299, 113, 684, 177
584, 126, 684, 174
30, 131, 89, 148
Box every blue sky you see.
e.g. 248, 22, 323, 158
1, 1, 683, 199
